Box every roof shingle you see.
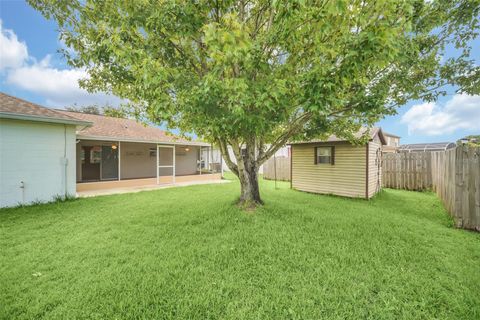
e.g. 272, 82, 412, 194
57, 111, 209, 146
0, 92, 89, 125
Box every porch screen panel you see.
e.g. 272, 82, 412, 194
157, 145, 175, 184
101, 146, 119, 180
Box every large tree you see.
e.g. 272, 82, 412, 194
30, 0, 479, 206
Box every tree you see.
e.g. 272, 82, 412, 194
29, 0, 479, 206
66, 105, 101, 115
66, 104, 127, 118
458, 135, 480, 146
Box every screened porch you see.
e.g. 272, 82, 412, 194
76, 140, 222, 193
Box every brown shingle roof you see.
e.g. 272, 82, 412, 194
57, 110, 209, 146
289, 127, 387, 145
0, 92, 90, 125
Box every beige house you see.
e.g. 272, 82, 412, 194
382, 132, 401, 153
55, 111, 222, 193
289, 128, 386, 199
0, 92, 222, 207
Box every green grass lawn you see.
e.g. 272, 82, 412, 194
1, 176, 479, 320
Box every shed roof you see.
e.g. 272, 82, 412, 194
57, 110, 210, 146
0, 92, 91, 126
398, 142, 456, 152
288, 127, 387, 145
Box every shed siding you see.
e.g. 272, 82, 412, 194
0, 119, 77, 207
368, 139, 382, 198
292, 143, 366, 198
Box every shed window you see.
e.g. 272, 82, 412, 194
315, 146, 334, 165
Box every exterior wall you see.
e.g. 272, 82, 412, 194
0, 119, 76, 207
120, 142, 157, 179
291, 143, 367, 198
383, 135, 400, 153
175, 146, 199, 176
368, 138, 383, 198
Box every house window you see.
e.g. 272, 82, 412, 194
315, 146, 334, 165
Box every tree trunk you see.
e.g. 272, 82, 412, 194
238, 161, 262, 207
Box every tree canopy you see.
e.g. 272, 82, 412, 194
29, 0, 480, 204
66, 104, 127, 118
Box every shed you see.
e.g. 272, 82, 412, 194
0, 93, 91, 207
288, 127, 387, 199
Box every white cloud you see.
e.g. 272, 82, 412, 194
401, 94, 480, 135
6, 55, 122, 107
0, 20, 29, 71
2, 22, 122, 107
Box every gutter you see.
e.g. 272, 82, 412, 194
0, 112, 92, 127
76, 134, 212, 147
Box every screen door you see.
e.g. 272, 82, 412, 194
157, 145, 175, 184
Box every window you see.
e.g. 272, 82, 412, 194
90, 146, 102, 164
315, 146, 334, 165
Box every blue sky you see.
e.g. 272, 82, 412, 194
1, 0, 479, 144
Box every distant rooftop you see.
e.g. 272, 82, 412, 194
398, 142, 456, 152
383, 131, 400, 139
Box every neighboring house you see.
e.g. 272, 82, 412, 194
0, 93, 221, 208
382, 132, 401, 153
288, 127, 387, 199
398, 142, 456, 152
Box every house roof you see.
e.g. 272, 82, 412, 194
383, 131, 401, 139
398, 142, 456, 152
0, 92, 92, 126
288, 127, 387, 145
57, 110, 210, 146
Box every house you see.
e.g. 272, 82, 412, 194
288, 128, 387, 199
0, 92, 221, 208
398, 142, 455, 152
382, 132, 401, 153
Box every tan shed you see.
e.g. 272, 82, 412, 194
288, 128, 387, 199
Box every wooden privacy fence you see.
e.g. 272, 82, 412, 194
382, 152, 432, 190
382, 146, 480, 231
263, 156, 291, 181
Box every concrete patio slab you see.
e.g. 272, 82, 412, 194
77, 179, 231, 198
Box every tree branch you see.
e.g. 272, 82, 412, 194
216, 137, 239, 175
256, 112, 312, 165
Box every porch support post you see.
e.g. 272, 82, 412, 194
199, 147, 202, 175
118, 141, 121, 181
173, 145, 176, 184
207, 146, 210, 173
156, 144, 159, 185
220, 149, 224, 177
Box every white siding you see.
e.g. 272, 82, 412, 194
0, 119, 77, 207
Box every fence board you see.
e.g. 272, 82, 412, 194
383, 146, 480, 231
